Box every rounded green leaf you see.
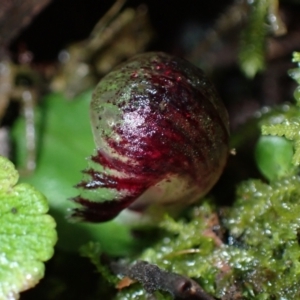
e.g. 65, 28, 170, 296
0, 156, 57, 299
255, 135, 295, 181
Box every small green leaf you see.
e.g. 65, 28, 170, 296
262, 120, 300, 166
0, 156, 57, 299
255, 135, 295, 181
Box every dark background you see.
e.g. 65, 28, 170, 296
9, 0, 231, 61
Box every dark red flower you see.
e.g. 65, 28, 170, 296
71, 52, 229, 222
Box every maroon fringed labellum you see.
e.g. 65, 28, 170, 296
71, 52, 229, 222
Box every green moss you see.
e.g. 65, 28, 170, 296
238, 0, 268, 78
223, 177, 300, 298
114, 175, 300, 299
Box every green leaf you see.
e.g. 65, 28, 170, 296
255, 135, 295, 181
11, 91, 137, 255
262, 120, 300, 166
0, 156, 57, 299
